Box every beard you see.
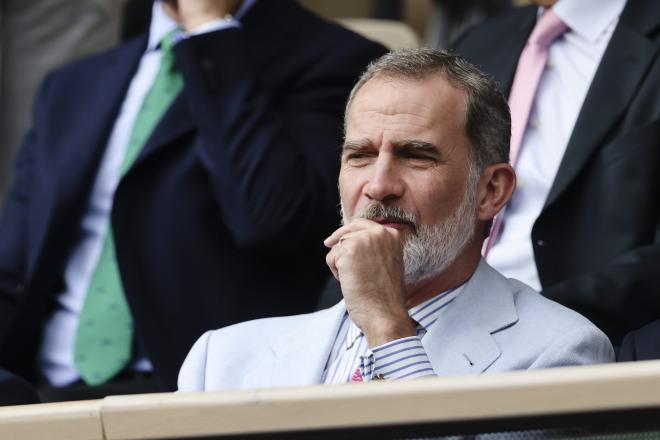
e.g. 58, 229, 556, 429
341, 166, 479, 285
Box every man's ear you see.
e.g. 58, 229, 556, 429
476, 163, 516, 222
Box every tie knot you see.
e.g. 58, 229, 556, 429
160, 28, 182, 54
529, 9, 567, 48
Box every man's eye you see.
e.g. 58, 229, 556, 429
345, 153, 373, 163
407, 155, 435, 162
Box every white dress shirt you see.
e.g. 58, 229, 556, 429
38, 0, 256, 386
321, 285, 464, 384
486, 0, 626, 291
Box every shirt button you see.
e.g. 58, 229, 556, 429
547, 58, 556, 69
529, 117, 541, 129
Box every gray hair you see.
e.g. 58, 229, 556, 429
345, 48, 510, 170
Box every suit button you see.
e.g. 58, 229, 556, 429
536, 239, 546, 247
16, 283, 25, 293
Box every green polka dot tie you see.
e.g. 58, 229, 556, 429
75, 29, 184, 385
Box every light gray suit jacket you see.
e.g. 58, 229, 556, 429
178, 261, 614, 391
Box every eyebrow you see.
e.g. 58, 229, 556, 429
341, 139, 371, 152
342, 139, 439, 152
393, 139, 440, 155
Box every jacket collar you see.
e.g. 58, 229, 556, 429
28, 35, 148, 279
422, 260, 518, 376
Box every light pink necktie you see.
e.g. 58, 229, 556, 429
483, 9, 567, 256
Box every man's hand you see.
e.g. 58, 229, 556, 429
162, 0, 243, 32
324, 219, 416, 347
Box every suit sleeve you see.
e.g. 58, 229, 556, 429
173, 28, 386, 251
0, 368, 39, 406
618, 319, 660, 361
0, 75, 52, 336
618, 331, 637, 361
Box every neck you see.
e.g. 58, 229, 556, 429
404, 248, 482, 308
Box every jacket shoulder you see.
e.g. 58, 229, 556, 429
501, 278, 614, 366
509, 278, 604, 332
178, 309, 329, 391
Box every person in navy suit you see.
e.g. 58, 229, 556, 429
0, 0, 386, 398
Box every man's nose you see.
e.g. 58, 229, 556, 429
363, 157, 405, 202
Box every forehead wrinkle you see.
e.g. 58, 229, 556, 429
351, 109, 435, 133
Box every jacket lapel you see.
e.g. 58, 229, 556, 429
249, 302, 346, 389
545, 0, 660, 208
423, 260, 518, 376
128, 91, 193, 173
28, 36, 147, 277
487, 7, 537, 94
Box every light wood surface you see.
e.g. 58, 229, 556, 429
0, 399, 103, 440
100, 361, 660, 439
2, 361, 660, 440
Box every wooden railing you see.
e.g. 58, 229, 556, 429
2, 360, 660, 439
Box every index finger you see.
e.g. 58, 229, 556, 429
323, 218, 381, 247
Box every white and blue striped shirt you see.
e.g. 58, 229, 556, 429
321, 285, 464, 384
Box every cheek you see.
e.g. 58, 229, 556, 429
414, 173, 464, 221
338, 170, 358, 208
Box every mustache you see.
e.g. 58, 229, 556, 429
356, 203, 419, 233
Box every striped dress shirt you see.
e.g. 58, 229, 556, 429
321, 285, 464, 384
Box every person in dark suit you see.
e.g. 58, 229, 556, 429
0, 368, 39, 406
451, 0, 660, 345
619, 320, 660, 361
0, 0, 386, 398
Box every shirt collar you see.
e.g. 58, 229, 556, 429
345, 283, 466, 350
542, 0, 626, 44
148, 2, 179, 52
148, 0, 259, 52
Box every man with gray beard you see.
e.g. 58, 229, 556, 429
177, 48, 614, 391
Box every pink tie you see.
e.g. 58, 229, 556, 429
483, 9, 567, 256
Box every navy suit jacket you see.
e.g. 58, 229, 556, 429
0, 0, 386, 388
452, 0, 660, 345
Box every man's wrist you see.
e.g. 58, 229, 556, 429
363, 317, 416, 348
